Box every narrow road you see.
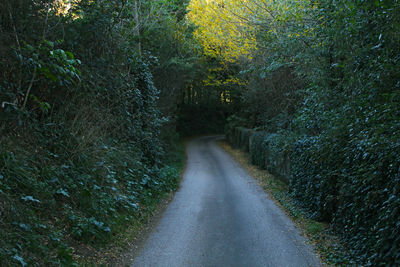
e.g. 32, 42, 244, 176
132, 136, 322, 267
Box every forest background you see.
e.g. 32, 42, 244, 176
1, 0, 399, 266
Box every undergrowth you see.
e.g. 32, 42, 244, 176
0, 127, 184, 266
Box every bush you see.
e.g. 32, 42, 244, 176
229, 123, 400, 265
248, 131, 268, 170
227, 0, 400, 264
263, 132, 292, 183
227, 127, 291, 183
177, 103, 229, 136
233, 127, 253, 151
0, 1, 187, 265
290, 126, 400, 264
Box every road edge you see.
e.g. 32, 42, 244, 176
218, 140, 355, 266
109, 139, 190, 267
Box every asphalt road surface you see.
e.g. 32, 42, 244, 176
132, 136, 322, 267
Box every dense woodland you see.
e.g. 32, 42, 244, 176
0, 0, 202, 265
0, 0, 399, 266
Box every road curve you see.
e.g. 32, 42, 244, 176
132, 136, 322, 267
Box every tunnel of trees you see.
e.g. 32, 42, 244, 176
1, 0, 399, 265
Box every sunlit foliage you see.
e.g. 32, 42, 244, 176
222, 0, 400, 265
187, 0, 258, 61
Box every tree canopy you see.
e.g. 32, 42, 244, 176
1, 0, 399, 265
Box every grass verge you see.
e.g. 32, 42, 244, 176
218, 140, 355, 266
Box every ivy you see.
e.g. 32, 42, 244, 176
222, 0, 400, 264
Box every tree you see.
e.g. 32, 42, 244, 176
187, 0, 257, 61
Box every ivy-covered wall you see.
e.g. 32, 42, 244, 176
227, 124, 400, 265
221, 0, 400, 264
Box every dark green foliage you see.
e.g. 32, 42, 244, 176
0, 131, 182, 266
262, 132, 292, 183
239, 66, 302, 130
248, 131, 268, 170
222, 118, 251, 150
290, 124, 400, 264
233, 127, 253, 152
287, 1, 400, 264
228, 0, 400, 265
0, 0, 189, 265
228, 129, 291, 183
177, 103, 227, 136
176, 58, 242, 137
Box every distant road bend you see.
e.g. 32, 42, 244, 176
133, 136, 322, 267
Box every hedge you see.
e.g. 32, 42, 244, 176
227, 126, 400, 265
228, 127, 291, 183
